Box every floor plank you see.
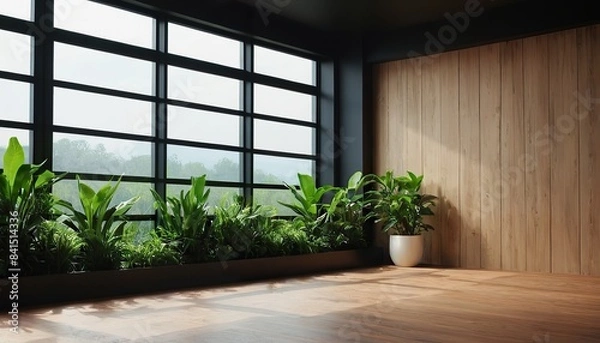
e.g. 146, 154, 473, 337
2, 267, 600, 342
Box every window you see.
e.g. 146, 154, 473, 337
0, 0, 323, 225
254, 155, 314, 185
254, 84, 315, 122
168, 66, 241, 109
254, 119, 314, 155
54, 0, 154, 48
168, 23, 242, 68
254, 46, 316, 85
54, 43, 154, 95
53, 133, 153, 177
0, 79, 32, 123
54, 88, 153, 135
167, 106, 240, 147
167, 145, 241, 182
0, 30, 32, 75
0, 0, 32, 21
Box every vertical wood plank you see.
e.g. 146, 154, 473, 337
501, 40, 527, 271
479, 43, 503, 270
440, 51, 461, 267
578, 25, 600, 276
523, 35, 551, 273
388, 60, 407, 175
421, 55, 442, 265
405, 57, 423, 263
459, 48, 481, 269
405, 58, 423, 175
549, 30, 580, 274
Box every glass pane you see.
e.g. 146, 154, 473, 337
167, 185, 240, 210
167, 145, 241, 182
254, 155, 314, 185
54, 87, 153, 135
167, 105, 240, 146
0, 78, 31, 122
254, 120, 314, 155
53, 133, 153, 176
254, 46, 315, 85
168, 66, 241, 110
54, 43, 154, 95
53, 180, 154, 215
254, 84, 314, 122
0, 128, 31, 168
168, 23, 241, 69
253, 189, 295, 216
54, 0, 154, 48
0, 30, 31, 75
0, 0, 32, 20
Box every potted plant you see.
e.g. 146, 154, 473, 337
369, 171, 437, 266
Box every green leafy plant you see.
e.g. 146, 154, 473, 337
262, 219, 314, 256
57, 177, 139, 271
212, 195, 277, 260
280, 173, 334, 225
321, 171, 371, 250
122, 226, 180, 269
369, 171, 437, 235
151, 175, 212, 263
0, 137, 65, 276
35, 221, 83, 274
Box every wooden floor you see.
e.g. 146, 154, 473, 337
2, 266, 600, 342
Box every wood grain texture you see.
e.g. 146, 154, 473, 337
479, 43, 503, 270
388, 60, 407, 174
459, 47, 481, 269
578, 25, 600, 276
372, 24, 600, 275
523, 35, 551, 273
501, 40, 527, 271
549, 29, 580, 274
439, 51, 461, 267
421, 55, 442, 265
7, 267, 600, 343
405, 57, 424, 262
405, 57, 422, 175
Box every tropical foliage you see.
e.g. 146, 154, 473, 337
151, 175, 212, 263
57, 177, 139, 271
0, 135, 436, 277
369, 171, 437, 235
0, 137, 65, 276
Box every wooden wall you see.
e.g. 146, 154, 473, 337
372, 24, 600, 275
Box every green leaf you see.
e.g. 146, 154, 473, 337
34, 169, 57, 189
3, 137, 25, 186
297, 174, 316, 200
347, 171, 363, 190
77, 178, 96, 218
11, 164, 32, 202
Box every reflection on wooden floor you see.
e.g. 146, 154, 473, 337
2, 266, 600, 342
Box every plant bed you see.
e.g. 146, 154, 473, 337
0, 247, 383, 309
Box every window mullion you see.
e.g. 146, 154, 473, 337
154, 17, 167, 202
32, 0, 53, 167
243, 42, 253, 203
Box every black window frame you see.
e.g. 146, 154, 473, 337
0, 0, 334, 224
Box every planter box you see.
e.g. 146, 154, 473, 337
0, 247, 383, 309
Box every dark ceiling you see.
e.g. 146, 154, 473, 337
234, 0, 527, 32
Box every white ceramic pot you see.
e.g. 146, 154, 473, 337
389, 235, 423, 267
